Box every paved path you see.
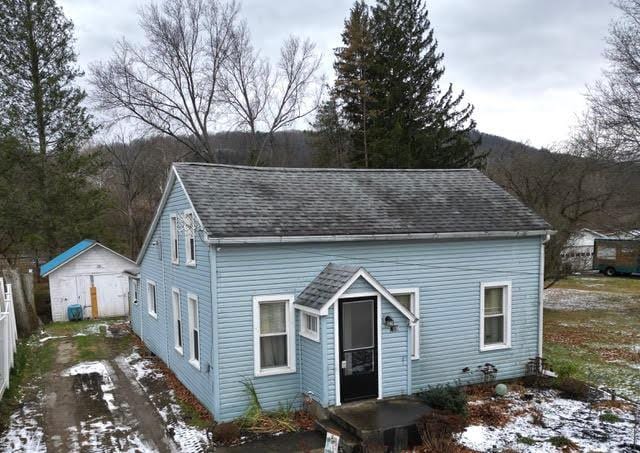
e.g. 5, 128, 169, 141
43, 338, 176, 452
0, 335, 178, 452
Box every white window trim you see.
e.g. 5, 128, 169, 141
172, 288, 183, 355
479, 281, 512, 351
299, 311, 320, 342
389, 288, 420, 360
184, 210, 196, 267
147, 280, 158, 319
187, 293, 200, 369
253, 294, 296, 377
170, 214, 179, 264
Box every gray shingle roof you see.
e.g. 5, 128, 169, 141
295, 263, 360, 310
174, 163, 551, 238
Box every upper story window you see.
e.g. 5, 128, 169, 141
300, 311, 319, 342
147, 280, 157, 318
170, 214, 179, 264
391, 289, 420, 360
253, 295, 296, 376
184, 211, 196, 266
480, 281, 512, 351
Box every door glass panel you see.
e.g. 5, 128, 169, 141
344, 349, 374, 376
342, 300, 374, 350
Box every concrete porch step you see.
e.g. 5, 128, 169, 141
315, 418, 362, 453
326, 397, 432, 452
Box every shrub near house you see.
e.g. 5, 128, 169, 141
132, 163, 551, 421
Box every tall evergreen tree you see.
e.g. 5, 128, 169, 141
0, 0, 95, 154
329, 0, 482, 169
333, 0, 374, 167
311, 93, 352, 167
0, 0, 105, 255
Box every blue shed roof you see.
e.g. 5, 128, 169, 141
40, 240, 96, 277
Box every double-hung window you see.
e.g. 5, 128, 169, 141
480, 282, 512, 351
188, 293, 200, 368
300, 311, 319, 342
184, 211, 196, 266
170, 214, 179, 264
253, 295, 295, 376
172, 288, 183, 354
147, 280, 157, 318
391, 289, 420, 359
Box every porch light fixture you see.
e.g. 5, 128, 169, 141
384, 315, 397, 332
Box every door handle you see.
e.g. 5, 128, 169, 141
341, 360, 346, 369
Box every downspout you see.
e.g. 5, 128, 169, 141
406, 320, 412, 396
538, 234, 551, 357
209, 245, 221, 417
160, 224, 171, 368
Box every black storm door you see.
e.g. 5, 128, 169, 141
339, 297, 378, 403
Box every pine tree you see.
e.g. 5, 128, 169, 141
0, 0, 95, 154
311, 93, 352, 167
333, 0, 374, 167
331, 0, 482, 169
0, 0, 104, 255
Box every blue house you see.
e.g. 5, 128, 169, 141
132, 163, 552, 422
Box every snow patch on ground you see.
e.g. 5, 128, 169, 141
0, 396, 45, 452
38, 335, 66, 343
458, 389, 638, 452
62, 361, 118, 411
117, 352, 210, 452
544, 288, 637, 311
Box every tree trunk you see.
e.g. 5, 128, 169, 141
1, 267, 39, 337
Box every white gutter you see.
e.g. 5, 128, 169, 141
538, 233, 551, 357
207, 229, 555, 245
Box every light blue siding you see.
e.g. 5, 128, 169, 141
215, 237, 542, 419
299, 327, 324, 404
380, 297, 410, 397
326, 307, 336, 406
343, 276, 375, 294
135, 179, 215, 414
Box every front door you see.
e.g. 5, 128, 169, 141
339, 297, 378, 403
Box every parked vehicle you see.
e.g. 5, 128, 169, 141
593, 239, 640, 276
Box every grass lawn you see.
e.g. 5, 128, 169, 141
550, 274, 640, 294
543, 275, 640, 400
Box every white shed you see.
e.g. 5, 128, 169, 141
41, 240, 139, 322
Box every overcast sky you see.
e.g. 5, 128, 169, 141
59, 0, 619, 148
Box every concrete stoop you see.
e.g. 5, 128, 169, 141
314, 397, 432, 453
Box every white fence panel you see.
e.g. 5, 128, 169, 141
0, 278, 17, 399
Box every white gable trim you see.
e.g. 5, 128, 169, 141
41, 242, 136, 277
136, 166, 208, 264
319, 268, 418, 322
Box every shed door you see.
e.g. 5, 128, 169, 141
339, 297, 378, 403
76, 275, 92, 318
53, 277, 78, 322
94, 274, 128, 318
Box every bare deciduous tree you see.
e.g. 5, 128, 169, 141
91, 0, 240, 162
587, 0, 640, 163
91, 0, 322, 165
98, 133, 180, 255
488, 143, 618, 284
222, 26, 322, 165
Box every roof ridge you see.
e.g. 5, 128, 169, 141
173, 162, 478, 173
